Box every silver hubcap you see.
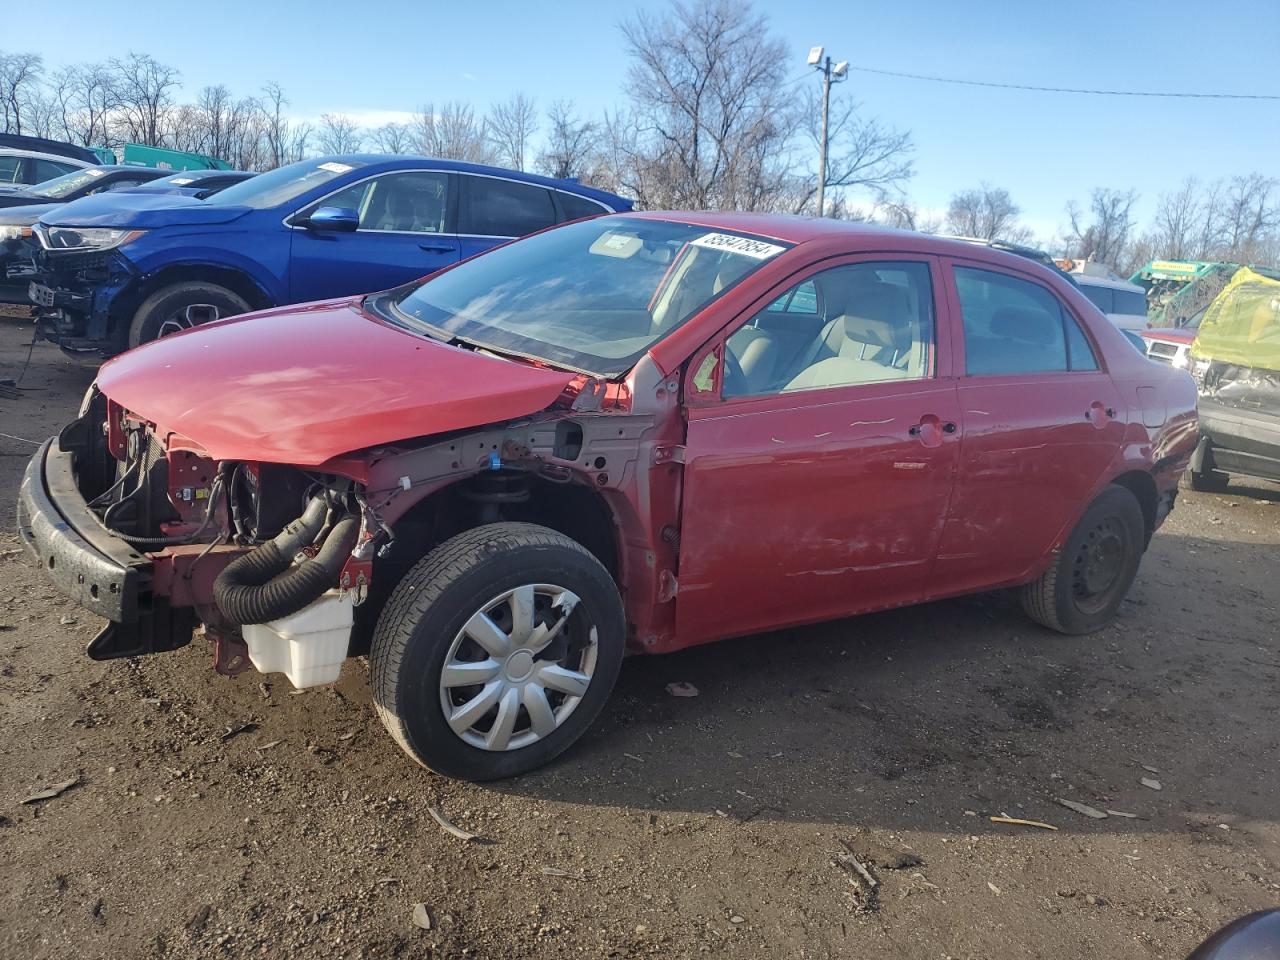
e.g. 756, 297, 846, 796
157, 303, 220, 338
439, 584, 597, 752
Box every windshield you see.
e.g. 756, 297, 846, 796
205, 158, 366, 209
389, 217, 791, 376
29, 167, 108, 198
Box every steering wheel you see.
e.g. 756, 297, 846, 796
721, 344, 749, 397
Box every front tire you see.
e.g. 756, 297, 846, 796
370, 523, 625, 780
1021, 485, 1146, 635
126, 282, 250, 348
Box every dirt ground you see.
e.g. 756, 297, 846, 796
0, 308, 1277, 960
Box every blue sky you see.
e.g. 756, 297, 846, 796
12, 0, 1279, 240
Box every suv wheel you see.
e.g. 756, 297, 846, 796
1021, 485, 1146, 635
370, 523, 625, 780
127, 282, 250, 348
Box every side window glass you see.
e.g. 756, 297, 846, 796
0, 157, 20, 183
955, 267, 1069, 376
1063, 310, 1099, 371
557, 191, 607, 222
33, 159, 73, 183
764, 280, 818, 314
1079, 284, 1113, 313
317, 178, 373, 219
724, 262, 935, 398
308, 172, 450, 233
463, 177, 556, 237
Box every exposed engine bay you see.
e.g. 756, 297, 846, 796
53, 364, 680, 686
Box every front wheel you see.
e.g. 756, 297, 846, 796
1021, 485, 1146, 635
370, 523, 625, 780
127, 282, 250, 348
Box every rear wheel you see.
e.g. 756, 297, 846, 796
370, 523, 624, 780
126, 282, 250, 349
1021, 485, 1146, 635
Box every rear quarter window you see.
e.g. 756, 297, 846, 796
462, 176, 557, 237
557, 191, 609, 222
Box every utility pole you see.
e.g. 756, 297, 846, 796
807, 47, 848, 219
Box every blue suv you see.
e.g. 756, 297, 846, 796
28, 155, 631, 356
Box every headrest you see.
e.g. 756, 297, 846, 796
839, 282, 911, 351
844, 312, 903, 350
991, 306, 1059, 346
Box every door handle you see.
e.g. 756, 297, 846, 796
908, 416, 957, 446
418, 242, 454, 253
909, 419, 957, 437
1085, 404, 1116, 421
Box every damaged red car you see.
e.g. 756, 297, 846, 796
17, 212, 1199, 780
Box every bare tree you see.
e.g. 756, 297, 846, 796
110, 52, 180, 146
875, 199, 940, 234
49, 63, 117, 147
0, 51, 45, 134
1151, 177, 1203, 260
1066, 187, 1138, 268
1219, 173, 1279, 262
410, 102, 491, 162
945, 184, 1032, 243
487, 94, 537, 171
798, 88, 913, 215
371, 121, 413, 154
317, 112, 364, 154
261, 82, 309, 169
536, 100, 597, 180
619, 0, 792, 210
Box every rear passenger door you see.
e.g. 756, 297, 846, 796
676, 255, 962, 647
456, 174, 558, 259
931, 260, 1124, 596
288, 170, 460, 301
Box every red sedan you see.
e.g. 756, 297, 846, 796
18, 212, 1199, 779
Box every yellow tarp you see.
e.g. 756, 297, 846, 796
1191, 267, 1280, 371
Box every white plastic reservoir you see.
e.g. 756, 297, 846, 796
242, 589, 354, 688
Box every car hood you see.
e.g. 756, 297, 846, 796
0, 202, 57, 226
95, 299, 576, 466
40, 193, 253, 228
0, 190, 49, 209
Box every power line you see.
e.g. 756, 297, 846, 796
849, 65, 1280, 101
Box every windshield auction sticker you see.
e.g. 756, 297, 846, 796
691, 232, 786, 259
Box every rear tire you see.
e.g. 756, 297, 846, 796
1021, 485, 1146, 635
370, 522, 624, 781
126, 282, 250, 349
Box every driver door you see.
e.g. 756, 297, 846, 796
288, 170, 460, 301
675, 256, 962, 647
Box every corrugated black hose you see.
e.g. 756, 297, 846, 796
214, 499, 360, 625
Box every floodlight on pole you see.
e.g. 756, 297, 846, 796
808, 46, 849, 218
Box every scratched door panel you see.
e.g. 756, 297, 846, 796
676, 379, 962, 648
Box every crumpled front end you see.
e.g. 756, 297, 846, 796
29, 244, 139, 355
16, 386, 385, 686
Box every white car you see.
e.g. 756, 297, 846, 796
1073, 273, 1150, 332
0, 142, 96, 189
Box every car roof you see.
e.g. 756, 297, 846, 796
619, 211, 1078, 278
1072, 273, 1146, 292
316, 154, 630, 208
0, 133, 100, 165
0, 147, 94, 168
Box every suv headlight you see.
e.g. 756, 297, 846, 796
35, 224, 146, 252
0, 225, 26, 241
